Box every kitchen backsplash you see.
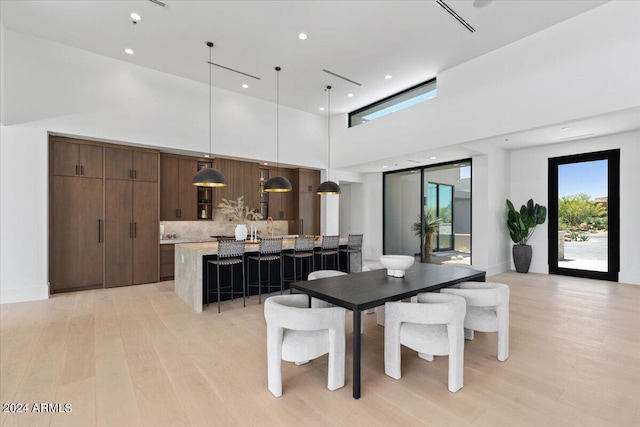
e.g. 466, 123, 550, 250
160, 219, 288, 239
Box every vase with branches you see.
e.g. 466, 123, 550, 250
411, 211, 442, 263
217, 196, 263, 223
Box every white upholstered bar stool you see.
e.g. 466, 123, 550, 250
441, 282, 510, 361
384, 292, 466, 393
264, 294, 346, 397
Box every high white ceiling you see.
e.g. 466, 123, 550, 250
0, 0, 609, 116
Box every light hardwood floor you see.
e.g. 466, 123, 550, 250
1, 271, 639, 426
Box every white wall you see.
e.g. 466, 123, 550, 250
0, 28, 326, 303
331, 1, 640, 170
510, 131, 640, 285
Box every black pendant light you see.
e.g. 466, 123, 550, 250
192, 42, 228, 187
264, 67, 293, 192
317, 85, 341, 195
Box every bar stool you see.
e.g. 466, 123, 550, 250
316, 235, 340, 270
206, 239, 246, 313
247, 237, 284, 304
339, 234, 363, 273
284, 236, 316, 284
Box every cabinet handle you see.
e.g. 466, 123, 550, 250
134, 222, 137, 238
178, 209, 182, 218
134, 170, 138, 179
300, 219, 304, 235
75, 165, 80, 175
130, 222, 133, 239
98, 219, 102, 243
80, 165, 84, 176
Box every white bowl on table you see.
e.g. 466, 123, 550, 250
379, 255, 415, 278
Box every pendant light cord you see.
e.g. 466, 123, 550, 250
208, 43, 212, 158
327, 85, 332, 181
276, 67, 280, 174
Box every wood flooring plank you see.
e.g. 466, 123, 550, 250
1, 272, 639, 426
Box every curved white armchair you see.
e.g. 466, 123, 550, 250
441, 282, 510, 361
384, 293, 466, 392
264, 294, 346, 397
308, 270, 347, 308
308, 270, 364, 334
362, 263, 386, 319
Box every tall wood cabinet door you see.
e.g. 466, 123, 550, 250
133, 181, 159, 285
53, 141, 79, 177
134, 151, 159, 182
160, 156, 180, 220
243, 161, 260, 211
51, 176, 103, 291
178, 159, 197, 220
105, 147, 133, 180
105, 180, 133, 288
78, 144, 103, 178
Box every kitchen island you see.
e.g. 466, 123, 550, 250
175, 237, 355, 312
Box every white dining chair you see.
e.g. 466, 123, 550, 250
441, 282, 510, 361
264, 294, 346, 397
308, 270, 364, 334
362, 263, 386, 318
384, 292, 466, 392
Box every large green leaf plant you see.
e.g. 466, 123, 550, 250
506, 199, 547, 245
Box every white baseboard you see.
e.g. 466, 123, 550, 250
0, 284, 49, 304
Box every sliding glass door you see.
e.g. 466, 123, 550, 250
384, 160, 471, 265
548, 150, 619, 281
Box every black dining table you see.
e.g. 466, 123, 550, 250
290, 262, 486, 399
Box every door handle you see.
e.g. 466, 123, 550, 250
98, 219, 102, 243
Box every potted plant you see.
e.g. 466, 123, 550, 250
218, 196, 263, 240
411, 211, 442, 263
506, 198, 547, 273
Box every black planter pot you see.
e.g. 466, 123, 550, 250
513, 244, 532, 273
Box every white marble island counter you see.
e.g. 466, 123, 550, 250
174, 238, 353, 312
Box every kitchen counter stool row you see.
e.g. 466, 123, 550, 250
204, 235, 363, 312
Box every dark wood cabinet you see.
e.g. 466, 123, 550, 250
106, 147, 158, 182
212, 158, 260, 212
50, 175, 104, 292
267, 168, 296, 220
294, 169, 320, 235
105, 179, 159, 288
53, 140, 103, 178
160, 244, 175, 280
160, 155, 197, 220
50, 136, 159, 293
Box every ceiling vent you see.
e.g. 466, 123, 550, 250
322, 69, 362, 87
147, 0, 166, 7
436, 0, 476, 33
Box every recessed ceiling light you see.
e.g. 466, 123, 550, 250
130, 12, 142, 21
562, 127, 571, 130
347, 93, 354, 98
298, 33, 308, 40
319, 107, 325, 111
382, 165, 388, 168
385, 75, 392, 80
124, 48, 134, 55
263, 162, 268, 165
204, 154, 210, 158
430, 156, 437, 160
242, 84, 249, 89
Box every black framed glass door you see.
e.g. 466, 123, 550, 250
548, 149, 620, 281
